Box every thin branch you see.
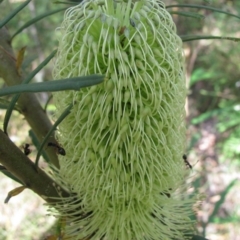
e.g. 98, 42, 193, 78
0, 129, 70, 203
0, 27, 59, 168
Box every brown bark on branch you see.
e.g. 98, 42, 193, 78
0, 26, 59, 168
0, 129, 70, 203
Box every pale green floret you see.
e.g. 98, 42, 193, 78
52, 0, 195, 239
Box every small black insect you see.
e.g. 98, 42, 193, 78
183, 154, 192, 169
48, 142, 66, 156
23, 143, 31, 156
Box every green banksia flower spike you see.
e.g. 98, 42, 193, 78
51, 0, 196, 239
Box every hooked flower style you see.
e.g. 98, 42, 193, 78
52, 0, 195, 239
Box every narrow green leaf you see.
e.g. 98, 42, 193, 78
3, 50, 57, 135
0, 166, 23, 185
166, 4, 240, 20
211, 216, 240, 224
0, 0, 31, 28
12, 8, 67, 39
35, 103, 73, 167
0, 98, 21, 111
67, 0, 83, 2
54, 0, 82, 4
208, 179, 238, 223
29, 129, 50, 163
169, 11, 204, 19
54, 1, 71, 4
0, 75, 104, 97
181, 35, 240, 42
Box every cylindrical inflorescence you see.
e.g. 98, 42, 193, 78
52, 0, 195, 239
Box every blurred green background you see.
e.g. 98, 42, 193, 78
0, 0, 240, 239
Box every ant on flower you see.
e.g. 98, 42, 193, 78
48, 142, 66, 156
182, 154, 192, 169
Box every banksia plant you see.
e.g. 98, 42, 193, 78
51, 0, 196, 239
